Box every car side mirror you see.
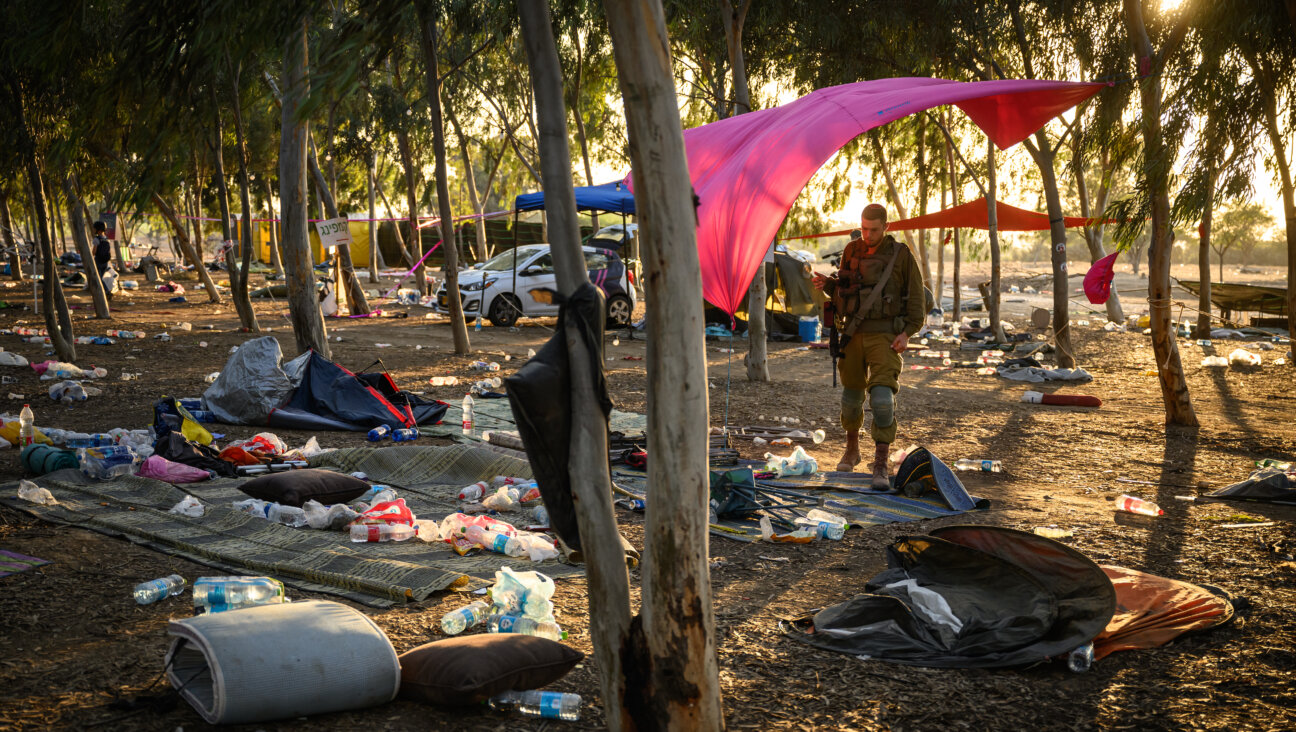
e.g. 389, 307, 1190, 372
519, 266, 540, 277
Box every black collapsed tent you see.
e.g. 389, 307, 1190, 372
204, 336, 446, 431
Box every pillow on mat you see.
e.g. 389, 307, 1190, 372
238, 469, 369, 507
398, 634, 583, 706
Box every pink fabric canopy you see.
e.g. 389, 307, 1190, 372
628, 77, 1105, 314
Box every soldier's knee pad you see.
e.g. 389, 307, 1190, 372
869, 385, 894, 427
841, 388, 865, 419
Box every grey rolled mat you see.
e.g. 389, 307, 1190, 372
165, 600, 400, 724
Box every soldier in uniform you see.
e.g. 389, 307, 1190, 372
812, 204, 925, 489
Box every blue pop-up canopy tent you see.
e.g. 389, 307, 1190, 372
513, 181, 635, 215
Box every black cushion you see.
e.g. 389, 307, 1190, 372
237, 469, 369, 507
397, 634, 583, 706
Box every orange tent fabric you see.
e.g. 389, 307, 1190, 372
888, 197, 1102, 231
1093, 565, 1235, 661
780, 197, 1106, 241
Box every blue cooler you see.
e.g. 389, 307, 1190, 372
798, 316, 821, 343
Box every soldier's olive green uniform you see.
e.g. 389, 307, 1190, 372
823, 235, 925, 443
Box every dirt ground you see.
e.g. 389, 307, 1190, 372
0, 259, 1294, 731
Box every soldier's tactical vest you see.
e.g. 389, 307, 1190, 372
835, 236, 908, 334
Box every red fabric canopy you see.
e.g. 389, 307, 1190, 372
782, 197, 1108, 241
624, 77, 1106, 314
889, 197, 1104, 231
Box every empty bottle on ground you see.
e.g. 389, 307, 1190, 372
487, 690, 581, 721
954, 458, 1002, 473
19, 404, 34, 446
486, 613, 565, 641
193, 576, 285, 612
441, 601, 490, 635
134, 574, 186, 605
1067, 642, 1094, 673
392, 428, 420, 442
461, 394, 475, 436
459, 481, 489, 501
367, 424, 392, 442
350, 523, 417, 542
463, 525, 524, 556
1115, 494, 1164, 516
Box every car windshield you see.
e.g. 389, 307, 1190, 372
479, 246, 546, 272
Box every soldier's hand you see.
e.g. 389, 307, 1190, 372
812, 273, 828, 291
891, 332, 909, 353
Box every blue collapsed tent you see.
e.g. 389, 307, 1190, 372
513, 181, 636, 215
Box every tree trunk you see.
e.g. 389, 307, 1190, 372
446, 107, 489, 263
986, 139, 1005, 342
228, 64, 262, 332
153, 194, 222, 302
870, 133, 922, 260
745, 258, 769, 380
25, 162, 76, 362
946, 111, 961, 319
568, 25, 599, 230
1028, 135, 1076, 368
936, 150, 946, 305
1218, 248, 1226, 284
518, 5, 633, 728
915, 116, 933, 286
51, 187, 68, 256
1254, 65, 1296, 345
367, 150, 380, 282
63, 175, 111, 319
376, 175, 415, 268
278, 17, 329, 358
395, 129, 426, 291
211, 103, 257, 331
1124, 0, 1197, 425
308, 136, 371, 314
0, 193, 23, 280
417, 5, 470, 354
1195, 183, 1213, 338
603, 0, 725, 729
262, 179, 285, 277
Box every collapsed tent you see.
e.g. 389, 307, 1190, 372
204, 336, 446, 431
783, 525, 1234, 668
1202, 467, 1296, 505
1175, 281, 1289, 318
706, 247, 821, 337
628, 77, 1105, 315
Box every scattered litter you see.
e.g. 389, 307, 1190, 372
1219, 521, 1276, 529
1115, 494, 1163, 516
1201, 356, 1229, 367
1227, 348, 1261, 367
17, 479, 57, 505
169, 495, 205, 517
1032, 526, 1073, 539
204, 372, 221, 383
758, 555, 791, 562
763, 445, 818, 477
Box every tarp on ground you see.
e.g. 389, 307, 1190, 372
783, 526, 1234, 668
628, 77, 1105, 315
268, 352, 446, 431
514, 181, 636, 215
1204, 467, 1296, 504
203, 336, 295, 425
1175, 280, 1289, 316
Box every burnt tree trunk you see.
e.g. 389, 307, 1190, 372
603, 0, 726, 728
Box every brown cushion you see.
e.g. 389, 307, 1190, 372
237, 469, 370, 507
397, 634, 584, 706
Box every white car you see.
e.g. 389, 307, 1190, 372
435, 244, 637, 328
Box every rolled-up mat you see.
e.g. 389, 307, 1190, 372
164, 600, 400, 724
20, 444, 78, 475
1022, 390, 1102, 408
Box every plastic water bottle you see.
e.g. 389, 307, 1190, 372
953, 458, 1002, 473
193, 576, 285, 612
487, 690, 581, 721
461, 394, 475, 436
18, 404, 35, 446
532, 505, 550, 526
350, 524, 417, 542
362, 486, 398, 506
441, 600, 490, 635
134, 574, 186, 605
1067, 642, 1095, 673
1115, 494, 1164, 516
459, 481, 489, 501
1255, 459, 1292, 469
464, 525, 524, 556
475, 314, 483, 332
392, 427, 420, 442
486, 613, 565, 641
367, 424, 392, 442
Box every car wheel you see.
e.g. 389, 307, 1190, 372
605, 294, 633, 328
488, 293, 523, 328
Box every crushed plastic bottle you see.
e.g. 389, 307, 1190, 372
1067, 642, 1095, 673
78, 445, 139, 480
953, 458, 1002, 473
134, 574, 186, 605
486, 613, 565, 640
350, 523, 417, 542
441, 600, 490, 635
17, 479, 57, 505
1115, 494, 1164, 516
487, 690, 581, 721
